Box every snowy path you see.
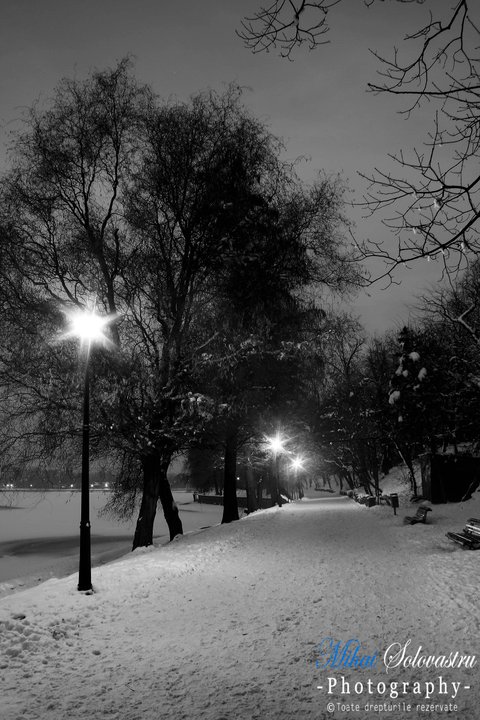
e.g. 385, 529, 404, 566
0, 495, 478, 719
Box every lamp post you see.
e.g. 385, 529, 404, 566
65, 308, 111, 592
266, 433, 285, 507
290, 456, 304, 499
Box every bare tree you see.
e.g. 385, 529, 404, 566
361, 1, 480, 281
237, 0, 342, 58
239, 1, 480, 283
0, 62, 361, 548
418, 259, 480, 344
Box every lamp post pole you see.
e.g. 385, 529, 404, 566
64, 305, 113, 593
290, 456, 304, 500
78, 358, 92, 592
275, 452, 283, 507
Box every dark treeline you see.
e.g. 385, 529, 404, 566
186, 259, 480, 503
0, 60, 361, 547
3, 61, 476, 547
232, 0, 480, 501
308, 262, 480, 497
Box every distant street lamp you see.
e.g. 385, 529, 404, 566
266, 433, 285, 507
65, 307, 112, 592
290, 456, 305, 499
290, 456, 304, 472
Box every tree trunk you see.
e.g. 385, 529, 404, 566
341, 468, 354, 491
132, 451, 183, 549
256, 475, 263, 505
269, 466, 279, 505
356, 442, 374, 494
222, 431, 239, 523
369, 441, 380, 500
395, 443, 418, 496
246, 464, 257, 514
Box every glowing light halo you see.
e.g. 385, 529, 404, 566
290, 456, 304, 471
63, 306, 113, 350
68, 311, 108, 341
266, 433, 285, 455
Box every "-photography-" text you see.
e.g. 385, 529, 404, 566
314, 636, 476, 714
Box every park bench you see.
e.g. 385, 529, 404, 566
354, 493, 376, 507
446, 518, 480, 550
404, 505, 432, 525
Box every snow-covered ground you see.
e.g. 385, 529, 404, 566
0, 490, 222, 594
1, 473, 479, 720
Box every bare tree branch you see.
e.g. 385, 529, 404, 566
239, 1, 480, 284
238, 0, 425, 58
237, 0, 342, 58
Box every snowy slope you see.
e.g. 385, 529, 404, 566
0, 491, 222, 592
1, 488, 479, 720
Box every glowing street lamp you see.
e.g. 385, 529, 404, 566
267, 434, 284, 455
65, 308, 111, 350
290, 456, 305, 499
65, 306, 112, 592
290, 456, 304, 472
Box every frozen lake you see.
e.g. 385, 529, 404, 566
0, 490, 223, 594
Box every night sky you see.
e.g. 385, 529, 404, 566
0, 0, 453, 333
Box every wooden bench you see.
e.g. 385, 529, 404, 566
404, 505, 432, 525
446, 518, 480, 550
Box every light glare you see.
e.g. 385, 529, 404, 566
291, 457, 304, 471
65, 308, 111, 346
267, 434, 284, 454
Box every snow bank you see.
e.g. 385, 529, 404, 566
0, 491, 222, 592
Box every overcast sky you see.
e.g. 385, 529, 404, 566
0, 0, 454, 334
